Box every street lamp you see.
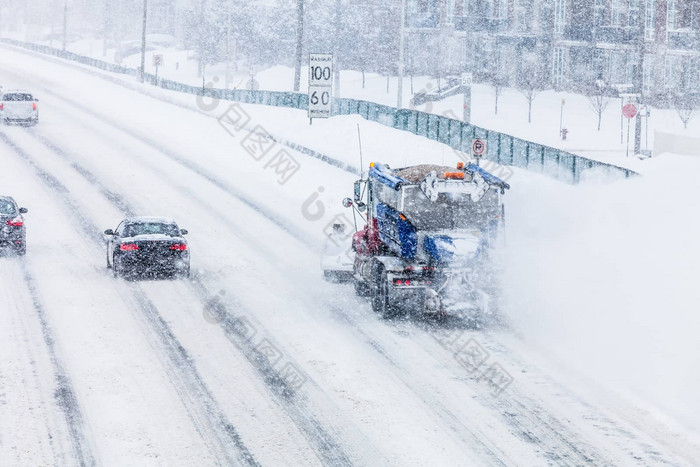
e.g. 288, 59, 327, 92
397, 0, 406, 108
62, 0, 67, 51
140, 0, 147, 83
293, 0, 304, 92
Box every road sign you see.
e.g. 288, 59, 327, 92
471, 139, 486, 157
153, 54, 163, 66
461, 73, 473, 86
308, 53, 333, 119
623, 103, 637, 119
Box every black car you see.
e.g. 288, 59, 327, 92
0, 196, 28, 255
105, 217, 190, 278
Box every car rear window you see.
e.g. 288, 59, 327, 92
2, 93, 33, 101
0, 199, 17, 215
124, 223, 180, 237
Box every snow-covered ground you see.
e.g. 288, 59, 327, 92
1, 42, 699, 465
20, 34, 700, 169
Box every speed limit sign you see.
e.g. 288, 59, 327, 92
471, 138, 486, 158
308, 53, 333, 120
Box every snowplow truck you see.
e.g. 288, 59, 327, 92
343, 161, 510, 320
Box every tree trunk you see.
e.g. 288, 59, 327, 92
495, 91, 499, 115
362, 69, 365, 88
598, 113, 602, 131
386, 75, 390, 93
528, 98, 532, 123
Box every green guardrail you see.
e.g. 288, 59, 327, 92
0, 38, 637, 183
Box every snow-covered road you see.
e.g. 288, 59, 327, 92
0, 44, 698, 466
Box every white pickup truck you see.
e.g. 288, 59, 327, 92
0, 89, 39, 126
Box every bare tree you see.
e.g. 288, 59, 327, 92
487, 72, 508, 115
586, 83, 612, 131
672, 94, 699, 130
517, 71, 544, 123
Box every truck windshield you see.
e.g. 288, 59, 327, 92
401, 186, 500, 230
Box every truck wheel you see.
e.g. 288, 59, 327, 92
371, 266, 395, 319
354, 279, 370, 296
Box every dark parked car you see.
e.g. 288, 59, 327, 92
104, 217, 190, 279
0, 196, 28, 255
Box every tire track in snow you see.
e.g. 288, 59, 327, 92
16, 261, 97, 467
0, 130, 259, 467
3, 129, 362, 466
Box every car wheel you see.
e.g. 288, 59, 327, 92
179, 266, 190, 279
112, 254, 120, 278
15, 241, 26, 256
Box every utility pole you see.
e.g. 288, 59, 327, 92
62, 0, 67, 51
140, 0, 147, 83
102, 0, 111, 57
293, 0, 304, 92
225, 0, 232, 88
633, 16, 645, 154
333, 0, 342, 97
397, 0, 406, 108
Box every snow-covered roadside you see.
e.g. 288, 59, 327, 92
502, 156, 700, 434
19, 34, 700, 167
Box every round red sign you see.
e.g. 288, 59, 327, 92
622, 103, 637, 119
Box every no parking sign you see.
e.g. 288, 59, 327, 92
471, 139, 486, 159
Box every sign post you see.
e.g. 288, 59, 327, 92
614, 84, 634, 143
471, 138, 486, 165
622, 103, 637, 157
559, 98, 566, 138
153, 54, 163, 84
462, 73, 473, 123
308, 53, 333, 124
644, 106, 651, 152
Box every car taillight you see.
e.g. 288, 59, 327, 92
0, 103, 3, 110
7, 217, 23, 226
170, 244, 187, 250
32, 102, 37, 110
120, 243, 139, 251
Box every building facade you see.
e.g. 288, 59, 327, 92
404, 0, 700, 104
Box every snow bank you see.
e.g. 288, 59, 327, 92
503, 153, 700, 433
